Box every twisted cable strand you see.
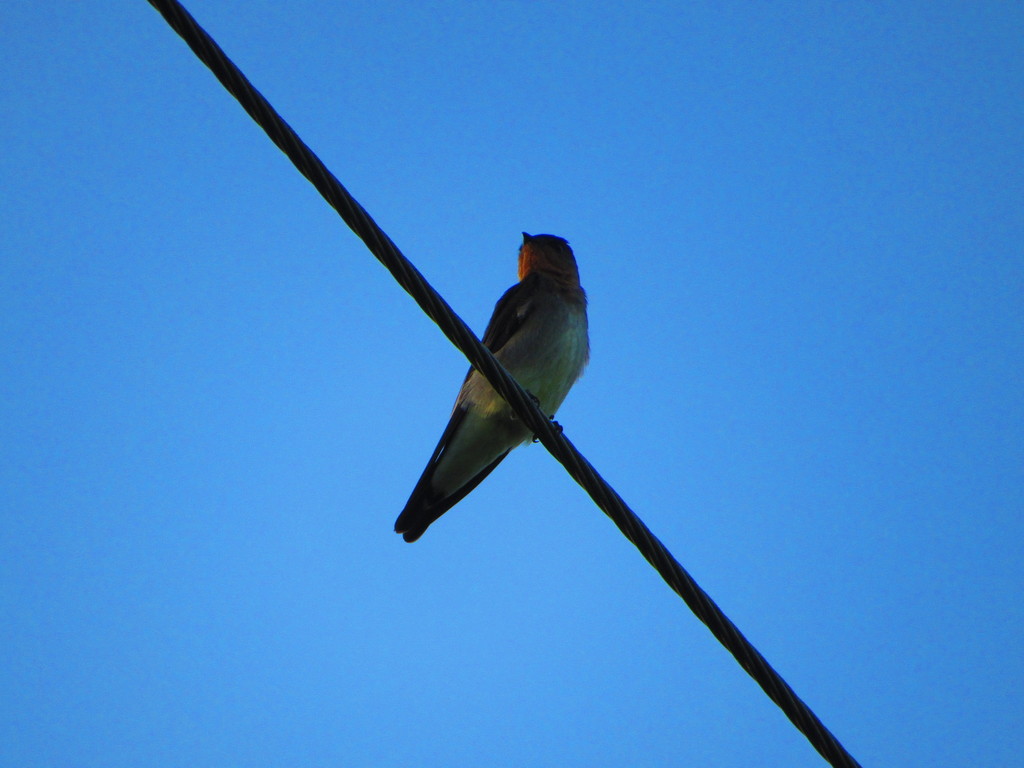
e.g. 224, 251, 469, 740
145, 2, 863, 765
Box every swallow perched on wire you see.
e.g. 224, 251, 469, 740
394, 232, 589, 542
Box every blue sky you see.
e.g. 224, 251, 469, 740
2, 2, 1021, 766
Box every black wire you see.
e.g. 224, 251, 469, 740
144, 2, 863, 766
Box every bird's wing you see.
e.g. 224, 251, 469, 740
394, 275, 543, 542
394, 405, 511, 542
479, 271, 541, 353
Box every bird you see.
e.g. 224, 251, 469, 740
394, 232, 590, 542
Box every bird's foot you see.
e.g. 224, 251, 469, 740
532, 419, 562, 443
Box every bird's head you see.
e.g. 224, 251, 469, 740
518, 232, 580, 286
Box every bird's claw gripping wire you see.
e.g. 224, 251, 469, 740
530, 392, 562, 443
533, 419, 563, 443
